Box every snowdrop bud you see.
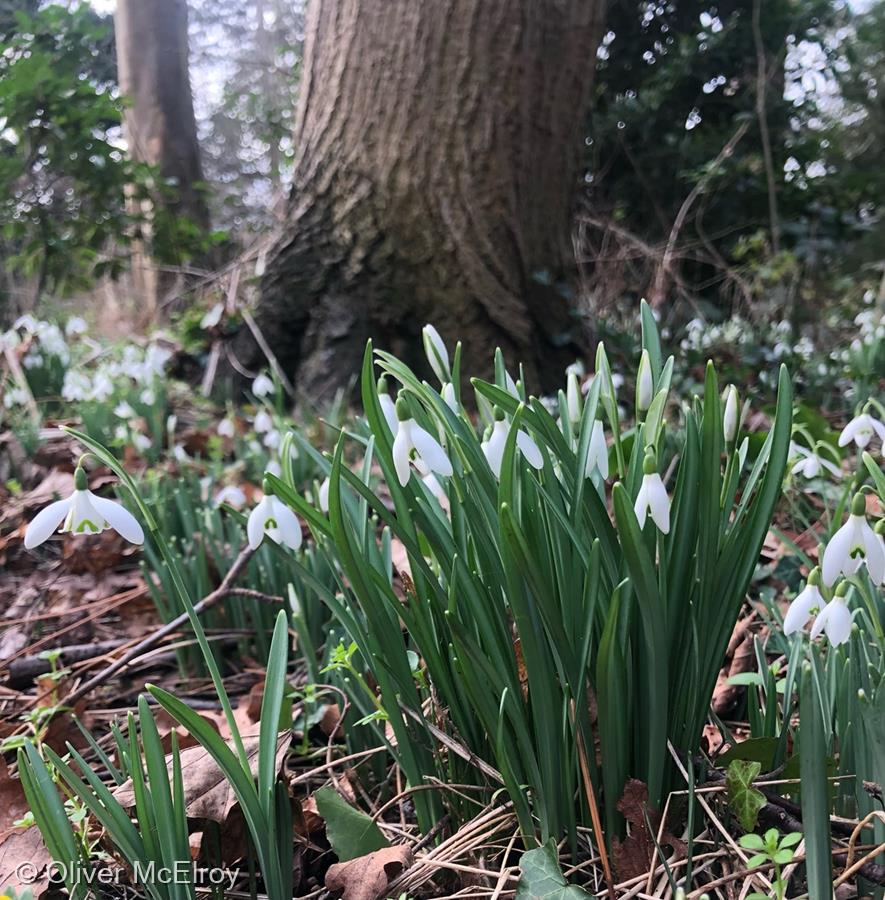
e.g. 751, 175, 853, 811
637, 350, 653, 412
442, 382, 458, 412
422, 324, 450, 383
566, 372, 581, 425
723, 385, 739, 442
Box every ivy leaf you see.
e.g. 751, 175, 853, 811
516, 840, 593, 900
314, 786, 389, 862
726, 759, 766, 832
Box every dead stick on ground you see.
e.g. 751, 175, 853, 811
570, 699, 616, 900
65, 545, 257, 706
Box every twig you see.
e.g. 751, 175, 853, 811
241, 307, 296, 399
64, 545, 256, 706
649, 119, 751, 308
752, 0, 780, 254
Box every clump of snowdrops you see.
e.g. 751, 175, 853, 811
273, 302, 794, 845
18, 302, 799, 854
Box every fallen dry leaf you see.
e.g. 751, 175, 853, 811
0, 758, 52, 894
325, 845, 412, 900
611, 779, 685, 883
112, 729, 291, 823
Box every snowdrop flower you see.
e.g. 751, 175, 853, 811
247, 481, 302, 550
636, 349, 653, 412
23, 352, 43, 369
133, 433, 152, 452
217, 418, 236, 438
252, 373, 274, 398
838, 412, 885, 450
114, 401, 136, 419
24, 467, 144, 549
254, 409, 273, 434
585, 419, 609, 479
634, 452, 670, 533
215, 485, 247, 509
90, 372, 114, 402
140, 387, 155, 405
377, 377, 399, 434
723, 385, 739, 442
481, 408, 543, 479
172, 443, 189, 462
391, 397, 453, 487
792, 449, 841, 479
821, 494, 885, 586
263, 429, 281, 450
318, 476, 330, 513
422, 323, 450, 383
65, 316, 87, 337
783, 568, 824, 635
200, 303, 224, 329
265, 459, 282, 478
442, 382, 459, 413
810, 583, 853, 646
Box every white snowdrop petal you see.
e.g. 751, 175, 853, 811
411, 424, 453, 477
247, 497, 272, 549
783, 585, 820, 635
516, 430, 544, 469
838, 418, 860, 447
392, 424, 413, 486
89, 494, 145, 544
379, 394, 399, 434
633, 483, 649, 529
810, 604, 830, 640
24, 497, 73, 549
862, 522, 885, 584
824, 602, 852, 646
483, 423, 508, 479
821, 520, 853, 586
272, 499, 302, 550
648, 476, 671, 534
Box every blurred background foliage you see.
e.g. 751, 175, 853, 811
0, 0, 882, 344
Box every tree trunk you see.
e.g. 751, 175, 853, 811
115, 0, 208, 315
246, 0, 606, 403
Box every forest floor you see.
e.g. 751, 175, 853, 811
0, 403, 880, 900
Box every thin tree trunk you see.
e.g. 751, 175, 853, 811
243, 0, 606, 402
115, 0, 208, 315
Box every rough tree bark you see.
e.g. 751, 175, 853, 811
115, 0, 208, 314
245, 0, 607, 402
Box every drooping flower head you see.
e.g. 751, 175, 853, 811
247, 478, 302, 550
838, 411, 885, 450
391, 395, 453, 487
634, 450, 670, 533
821, 493, 885, 586
783, 567, 824, 635
24, 466, 145, 549
481, 406, 543, 479
810, 581, 854, 646
252, 372, 275, 399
